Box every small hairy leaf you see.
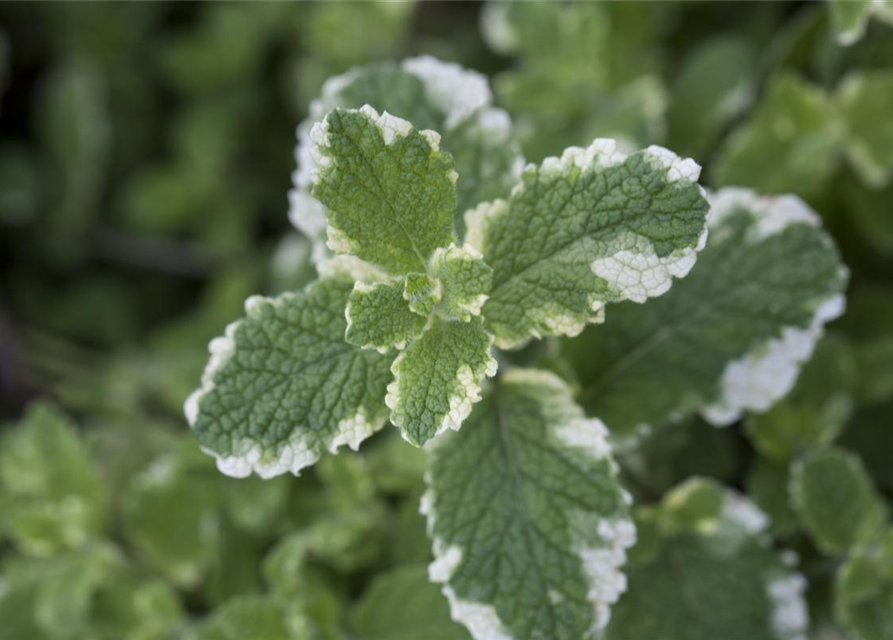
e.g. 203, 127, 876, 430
403, 272, 441, 317
430, 243, 493, 321
424, 369, 634, 640
386, 317, 496, 446
345, 279, 428, 353
310, 105, 457, 274
186, 272, 393, 478
605, 478, 808, 640
790, 447, 887, 556
470, 138, 709, 349
570, 188, 847, 436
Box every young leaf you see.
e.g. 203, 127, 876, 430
290, 57, 522, 256
604, 478, 809, 640
350, 565, 472, 640
713, 73, 839, 199
424, 369, 634, 640
430, 243, 493, 321
570, 188, 847, 436
386, 317, 497, 446
469, 139, 709, 349
185, 271, 393, 478
790, 447, 888, 556
836, 71, 893, 188
834, 527, 893, 640
345, 279, 428, 353
404, 272, 441, 317
310, 105, 457, 274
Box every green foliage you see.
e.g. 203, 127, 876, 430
3, 3, 893, 639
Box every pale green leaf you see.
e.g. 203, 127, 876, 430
404, 272, 441, 317
570, 188, 847, 436
790, 447, 887, 556
836, 71, 893, 187
350, 565, 472, 640
424, 369, 634, 640
834, 527, 893, 640
605, 478, 808, 640
190, 596, 293, 640
430, 243, 493, 321
386, 317, 496, 446
470, 139, 709, 349
186, 273, 393, 478
713, 73, 839, 199
0, 402, 106, 556
290, 58, 522, 255
345, 279, 428, 353
310, 105, 457, 274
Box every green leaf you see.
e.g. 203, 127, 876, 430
345, 279, 428, 353
0, 402, 106, 556
836, 71, 893, 187
430, 243, 493, 321
747, 459, 800, 539
470, 139, 709, 349
830, 0, 893, 46
290, 57, 522, 254
744, 333, 856, 462
186, 272, 393, 478
190, 596, 293, 640
424, 369, 634, 640
404, 272, 441, 317
839, 400, 893, 493
570, 188, 847, 436
350, 565, 472, 640
713, 73, 839, 199
605, 478, 809, 640
790, 447, 887, 556
310, 105, 457, 274
386, 317, 496, 446
835, 527, 893, 640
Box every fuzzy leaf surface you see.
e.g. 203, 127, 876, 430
430, 244, 493, 321
424, 370, 634, 640
186, 274, 393, 478
345, 279, 427, 352
386, 317, 496, 446
310, 106, 456, 274
470, 139, 709, 349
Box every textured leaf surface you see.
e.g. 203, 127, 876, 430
569, 188, 847, 436
835, 527, 893, 640
350, 565, 472, 640
310, 106, 457, 274
713, 74, 839, 199
604, 478, 809, 640
289, 57, 522, 253
837, 71, 893, 187
404, 272, 441, 317
386, 317, 496, 446
470, 139, 709, 349
790, 447, 887, 556
424, 370, 634, 640
345, 279, 427, 352
186, 274, 393, 478
430, 243, 493, 321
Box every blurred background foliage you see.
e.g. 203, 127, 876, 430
0, 2, 891, 639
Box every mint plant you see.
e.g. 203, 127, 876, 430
186, 56, 849, 640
